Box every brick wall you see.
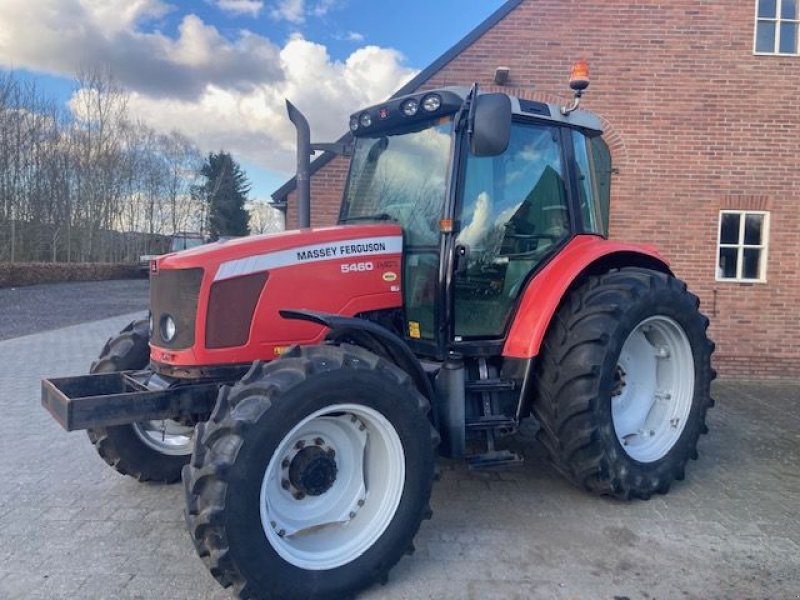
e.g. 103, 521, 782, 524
283, 0, 800, 378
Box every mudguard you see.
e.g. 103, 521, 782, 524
503, 235, 671, 359
280, 309, 436, 405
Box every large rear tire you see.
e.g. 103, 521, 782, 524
86, 319, 193, 483
532, 267, 715, 500
183, 344, 438, 599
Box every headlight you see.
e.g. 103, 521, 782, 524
349, 117, 359, 132
161, 315, 177, 342
359, 112, 372, 128
401, 98, 419, 117
422, 94, 442, 112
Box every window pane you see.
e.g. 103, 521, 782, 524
743, 248, 762, 279
782, 0, 798, 19
455, 123, 568, 337
744, 214, 764, 245
720, 213, 740, 244
718, 247, 738, 279
590, 136, 612, 237
779, 22, 798, 53
573, 132, 604, 235
756, 20, 777, 52
759, 0, 777, 17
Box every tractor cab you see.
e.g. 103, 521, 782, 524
339, 85, 612, 357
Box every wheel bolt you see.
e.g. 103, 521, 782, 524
278, 529, 286, 537
281, 479, 290, 490
327, 449, 335, 459
295, 440, 305, 450
349, 511, 356, 519
270, 521, 276, 528
281, 458, 290, 469
357, 499, 365, 507
314, 437, 324, 446
351, 415, 357, 423
358, 422, 366, 431
294, 491, 305, 500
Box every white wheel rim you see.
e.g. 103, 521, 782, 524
260, 403, 405, 570
611, 315, 695, 463
131, 420, 194, 456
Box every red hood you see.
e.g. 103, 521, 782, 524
156, 224, 404, 278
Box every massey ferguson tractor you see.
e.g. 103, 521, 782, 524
42, 63, 714, 599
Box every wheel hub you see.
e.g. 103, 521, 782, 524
288, 446, 337, 497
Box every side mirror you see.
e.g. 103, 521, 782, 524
470, 93, 512, 157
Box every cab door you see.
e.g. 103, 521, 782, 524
452, 121, 572, 340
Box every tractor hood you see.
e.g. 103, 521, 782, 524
154, 224, 404, 280
148, 224, 405, 371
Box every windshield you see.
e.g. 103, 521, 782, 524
340, 118, 453, 247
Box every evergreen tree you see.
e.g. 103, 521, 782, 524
199, 151, 251, 239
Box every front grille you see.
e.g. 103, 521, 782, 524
205, 272, 268, 348
150, 268, 203, 349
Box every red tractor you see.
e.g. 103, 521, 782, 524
43, 66, 714, 599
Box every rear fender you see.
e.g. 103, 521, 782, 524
503, 235, 671, 360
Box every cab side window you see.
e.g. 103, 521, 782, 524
454, 122, 570, 338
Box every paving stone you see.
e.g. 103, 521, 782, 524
0, 314, 798, 598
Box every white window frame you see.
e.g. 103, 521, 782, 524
716, 210, 770, 283
754, 0, 800, 56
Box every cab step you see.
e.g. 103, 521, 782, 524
466, 449, 524, 470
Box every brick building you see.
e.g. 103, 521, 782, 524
273, 0, 800, 378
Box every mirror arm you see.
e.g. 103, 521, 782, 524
560, 90, 583, 116
466, 82, 480, 136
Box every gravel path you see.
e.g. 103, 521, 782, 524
0, 279, 149, 340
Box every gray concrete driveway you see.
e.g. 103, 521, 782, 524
1, 313, 798, 599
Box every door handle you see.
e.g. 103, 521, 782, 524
454, 244, 469, 274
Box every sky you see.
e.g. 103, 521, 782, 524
0, 0, 507, 200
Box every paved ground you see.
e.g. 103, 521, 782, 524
1, 313, 799, 599
0, 279, 148, 340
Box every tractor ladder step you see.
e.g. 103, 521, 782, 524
465, 416, 517, 432
466, 450, 524, 470
465, 378, 517, 393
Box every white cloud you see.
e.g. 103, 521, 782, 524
271, 0, 305, 23
270, 0, 338, 24
122, 37, 416, 175
216, 0, 264, 17
0, 1, 416, 181
0, 0, 282, 99
337, 31, 365, 42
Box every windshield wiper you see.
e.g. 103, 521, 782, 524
340, 213, 397, 223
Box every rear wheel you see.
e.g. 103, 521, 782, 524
533, 267, 714, 499
184, 344, 438, 599
86, 319, 193, 483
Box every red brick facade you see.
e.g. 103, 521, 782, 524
283, 0, 800, 378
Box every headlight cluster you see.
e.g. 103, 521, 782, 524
350, 93, 443, 132
161, 315, 177, 343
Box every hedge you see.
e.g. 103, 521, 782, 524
0, 262, 145, 288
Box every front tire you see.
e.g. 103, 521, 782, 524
184, 344, 438, 599
532, 267, 715, 500
86, 319, 193, 483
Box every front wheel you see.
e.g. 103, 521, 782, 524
184, 344, 438, 599
532, 267, 715, 500
86, 319, 193, 483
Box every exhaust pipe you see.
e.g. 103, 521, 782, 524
286, 100, 311, 229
